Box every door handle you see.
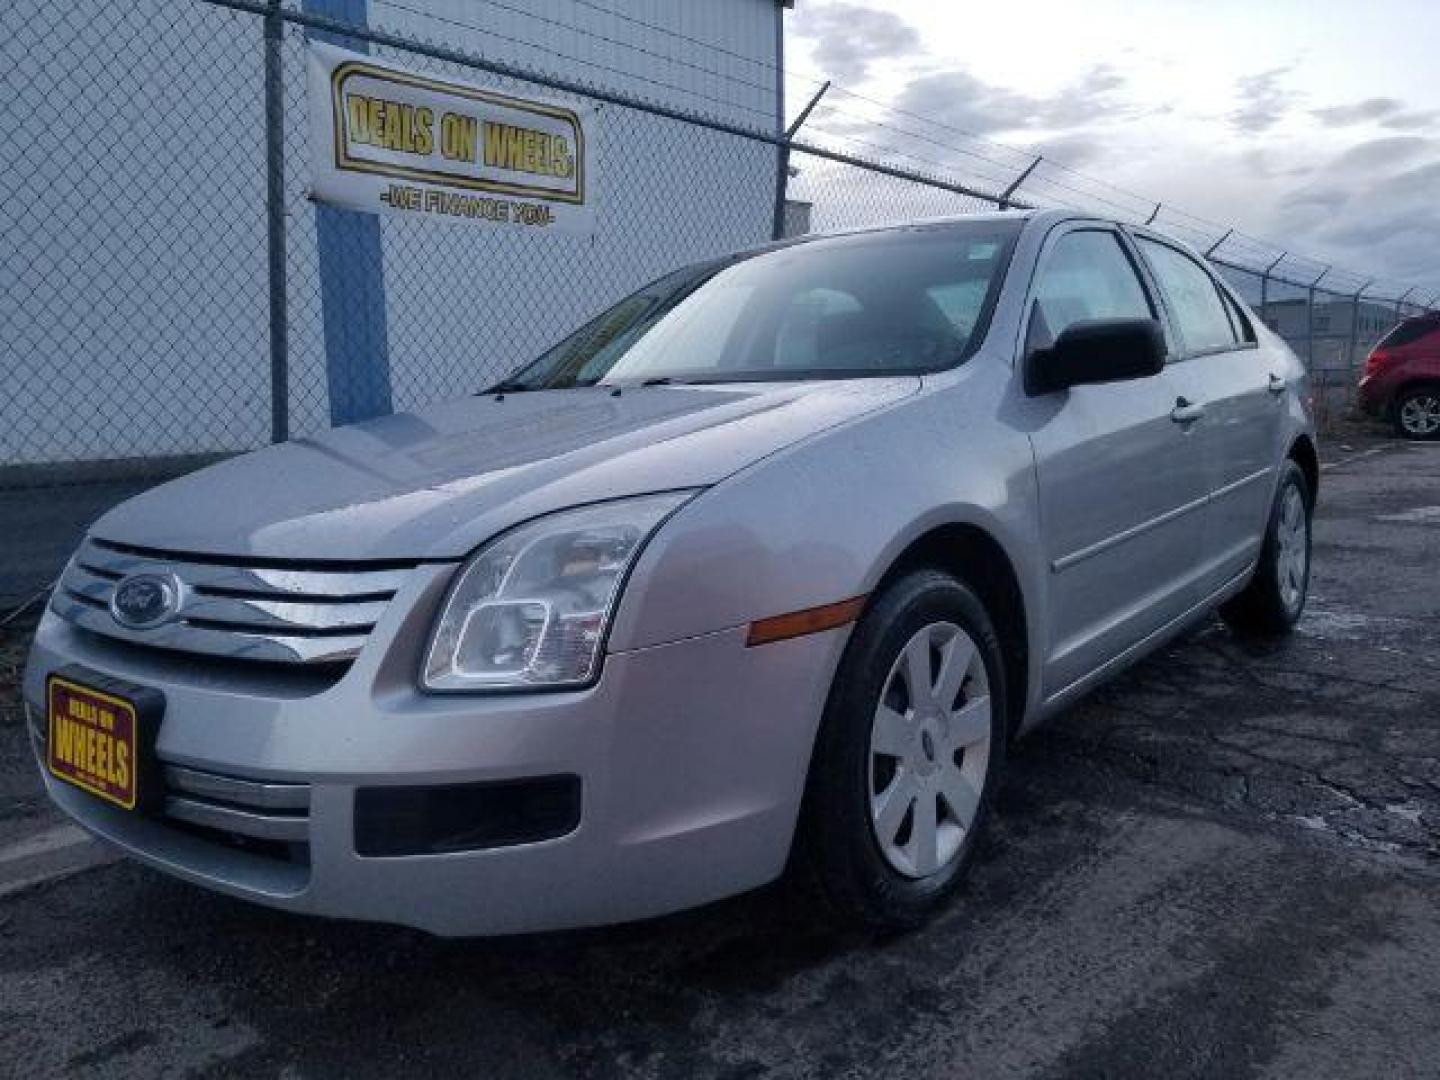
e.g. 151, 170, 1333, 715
1267, 373, 1286, 395
1170, 397, 1206, 424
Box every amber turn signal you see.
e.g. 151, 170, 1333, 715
746, 596, 868, 647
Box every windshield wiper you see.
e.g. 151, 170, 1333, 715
631, 375, 731, 387
484, 376, 612, 395
481, 379, 533, 395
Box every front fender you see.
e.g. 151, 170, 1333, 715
607, 364, 1046, 718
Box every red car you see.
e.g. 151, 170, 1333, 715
1359, 313, 1440, 439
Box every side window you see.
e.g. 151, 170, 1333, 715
1027, 230, 1153, 352
1138, 239, 1238, 353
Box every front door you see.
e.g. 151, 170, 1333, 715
1022, 226, 1211, 697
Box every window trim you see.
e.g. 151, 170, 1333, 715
1127, 229, 1260, 361
1016, 222, 1169, 375
1219, 287, 1258, 345
944, 225, 1024, 371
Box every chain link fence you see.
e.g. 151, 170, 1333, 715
276, 3, 785, 441
3, 0, 273, 467
4, 0, 1436, 484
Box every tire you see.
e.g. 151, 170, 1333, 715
796, 569, 1008, 932
1219, 460, 1312, 637
1393, 385, 1440, 440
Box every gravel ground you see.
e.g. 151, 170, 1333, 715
0, 436, 1437, 1079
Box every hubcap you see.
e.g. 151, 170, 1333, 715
1276, 483, 1309, 614
868, 621, 992, 879
1400, 394, 1440, 436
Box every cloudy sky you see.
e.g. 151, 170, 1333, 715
785, 0, 1440, 297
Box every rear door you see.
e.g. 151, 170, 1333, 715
1134, 236, 1281, 592
1024, 225, 1211, 697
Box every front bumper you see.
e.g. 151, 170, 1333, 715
23, 565, 845, 935
1356, 374, 1388, 417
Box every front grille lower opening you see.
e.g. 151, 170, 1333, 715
163, 815, 311, 867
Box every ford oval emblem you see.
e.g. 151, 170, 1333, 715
110, 572, 181, 630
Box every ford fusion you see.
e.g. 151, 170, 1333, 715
25, 210, 1317, 935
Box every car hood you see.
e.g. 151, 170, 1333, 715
93, 379, 919, 561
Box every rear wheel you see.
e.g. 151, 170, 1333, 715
1220, 460, 1312, 637
798, 570, 1007, 932
1394, 386, 1440, 440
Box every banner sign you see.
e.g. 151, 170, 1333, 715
306, 42, 596, 234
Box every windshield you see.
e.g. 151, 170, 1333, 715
494, 221, 1021, 390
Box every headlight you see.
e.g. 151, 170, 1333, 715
422, 491, 694, 691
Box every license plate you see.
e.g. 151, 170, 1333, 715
47, 675, 141, 810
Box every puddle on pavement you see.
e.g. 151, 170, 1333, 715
1376, 505, 1440, 524
1297, 607, 1395, 641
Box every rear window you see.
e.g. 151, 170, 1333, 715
1378, 317, 1440, 349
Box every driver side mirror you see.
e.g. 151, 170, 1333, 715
1026, 317, 1166, 396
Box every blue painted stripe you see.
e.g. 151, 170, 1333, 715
304, 0, 393, 427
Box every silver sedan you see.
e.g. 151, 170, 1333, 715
24, 210, 1316, 934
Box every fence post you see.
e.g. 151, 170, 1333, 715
1306, 267, 1329, 372
1204, 228, 1233, 258
1259, 251, 1285, 326
1395, 286, 1416, 320
263, 0, 289, 443
771, 81, 829, 241
1345, 280, 1373, 383
998, 155, 1041, 211
1305, 287, 1316, 369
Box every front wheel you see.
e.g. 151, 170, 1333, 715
797, 570, 1007, 932
1220, 460, 1312, 637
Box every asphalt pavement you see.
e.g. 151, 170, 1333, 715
1, 436, 1437, 1079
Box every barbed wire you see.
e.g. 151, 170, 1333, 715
366, 0, 1430, 297
797, 122, 1021, 194
801, 101, 1045, 179
565, 0, 808, 81
367, 0, 781, 126
377, 0, 792, 104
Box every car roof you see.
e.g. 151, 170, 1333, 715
728, 207, 1089, 262
695, 209, 1231, 287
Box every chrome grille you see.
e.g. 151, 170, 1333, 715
29, 708, 309, 864
164, 765, 310, 844
51, 538, 415, 664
